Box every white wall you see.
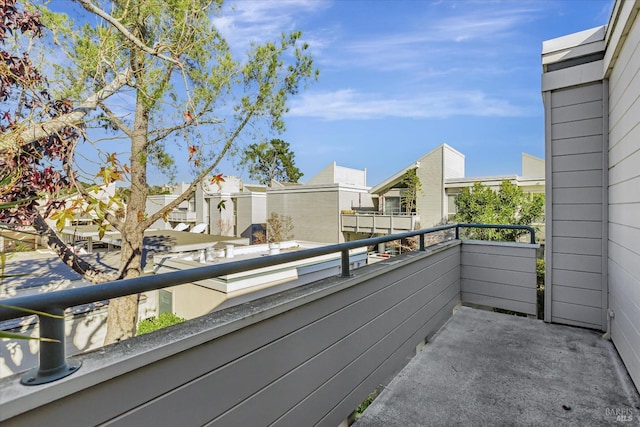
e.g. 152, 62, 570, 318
606, 0, 640, 389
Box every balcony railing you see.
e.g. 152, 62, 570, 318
0, 223, 537, 426
341, 212, 421, 234
166, 209, 197, 222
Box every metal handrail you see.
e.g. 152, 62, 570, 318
0, 223, 535, 385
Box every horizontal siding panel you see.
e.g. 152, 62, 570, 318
609, 241, 640, 292
609, 175, 640, 204
552, 204, 602, 221
609, 123, 640, 166
610, 65, 640, 125
551, 83, 602, 108
461, 265, 535, 288
551, 117, 602, 139
608, 148, 640, 186
214, 269, 461, 427
609, 62, 640, 133
551, 301, 602, 327
609, 299, 640, 390
552, 135, 603, 156
552, 285, 602, 308
461, 279, 536, 302
609, 223, 640, 259
607, 13, 640, 390
461, 251, 535, 273
552, 170, 603, 188
552, 268, 602, 291
286, 296, 459, 427
552, 253, 602, 273
552, 220, 602, 238
551, 100, 602, 124
552, 152, 602, 172
552, 187, 602, 204
460, 243, 534, 258
461, 292, 536, 315
609, 202, 640, 228
107, 250, 462, 427
609, 261, 640, 325
552, 236, 602, 256
609, 10, 640, 100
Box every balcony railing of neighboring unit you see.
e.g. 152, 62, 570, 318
166, 210, 197, 222
0, 223, 535, 386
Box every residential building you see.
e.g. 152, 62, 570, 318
368, 144, 545, 227
146, 177, 267, 239
267, 162, 374, 243
542, 0, 640, 388
145, 182, 197, 230
198, 176, 267, 239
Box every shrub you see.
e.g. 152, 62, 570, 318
137, 312, 186, 336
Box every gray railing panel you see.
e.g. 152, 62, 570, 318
461, 241, 538, 316
213, 259, 460, 427
2, 243, 461, 426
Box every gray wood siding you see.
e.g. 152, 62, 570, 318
607, 10, 640, 390
267, 188, 341, 243
547, 81, 607, 330
2, 244, 462, 426
461, 242, 538, 316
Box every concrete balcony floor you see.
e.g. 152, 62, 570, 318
356, 306, 640, 426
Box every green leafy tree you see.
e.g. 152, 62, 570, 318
400, 169, 422, 213
240, 139, 303, 185
454, 180, 544, 241
3, 0, 318, 343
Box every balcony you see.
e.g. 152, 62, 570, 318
342, 212, 420, 234
166, 209, 197, 223
0, 225, 637, 426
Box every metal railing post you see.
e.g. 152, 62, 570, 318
455, 225, 460, 240
419, 234, 425, 251
341, 249, 351, 277
21, 308, 81, 385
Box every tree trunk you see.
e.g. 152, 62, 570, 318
103, 48, 150, 344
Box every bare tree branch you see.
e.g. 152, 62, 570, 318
32, 214, 116, 284
141, 105, 257, 230
0, 68, 133, 153
99, 102, 133, 137
75, 0, 183, 68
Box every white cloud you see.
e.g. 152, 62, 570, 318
214, 0, 330, 51
328, 5, 542, 73
288, 89, 529, 120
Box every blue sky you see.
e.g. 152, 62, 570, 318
203, 0, 612, 187
56, 0, 612, 187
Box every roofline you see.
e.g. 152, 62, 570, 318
370, 162, 420, 194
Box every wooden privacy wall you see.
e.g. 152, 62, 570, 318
461, 241, 538, 316
2, 242, 461, 426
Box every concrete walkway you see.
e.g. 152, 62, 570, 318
356, 306, 640, 426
